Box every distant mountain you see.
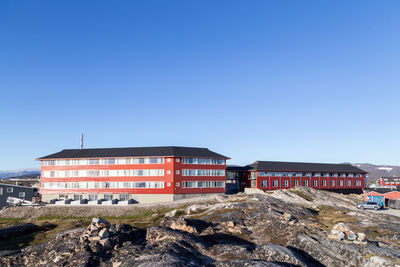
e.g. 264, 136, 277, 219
0, 169, 40, 179
352, 163, 400, 184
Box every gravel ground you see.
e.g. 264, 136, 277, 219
368, 208, 400, 217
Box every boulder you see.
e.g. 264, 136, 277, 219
347, 231, 357, 241
99, 228, 110, 239
357, 233, 366, 241
99, 238, 113, 251
165, 209, 177, 217
333, 222, 350, 232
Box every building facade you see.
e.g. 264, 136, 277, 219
38, 146, 229, 203
0, 183, 39, 209
377, 177, 400, 186
226, 166, 251, 194
247, 161, 367, 193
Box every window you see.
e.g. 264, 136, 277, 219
182, 158, 225, 165
167, 158, 171, 162
303, 180, 308, 186
356, 180, 361, 186
251, 180, 256, 187
119, 194, 128, 201
182, 169, 225, 176
176, 182, 180, 187
167, 170, 171, 174
6, 187, 13, 193
261, 180, 268, 187
88, 159, 100, 165
294, 180, 299, 186
176, 158, 180, 162
176, 170, 180, 174
330, 180, 335, 187
347, 180, 351, 186
273, 180, 278, 187
339, 180, 344, 186
0, 188, 2, 195
283, 180, 289, 187
43, 160, 55, 166
167, 183, 171, 186
104, 194, 113, 200
312, 180, 318, 187
182, 181, 196, 188
18, 192, 26, 198
322, 180, 327, 187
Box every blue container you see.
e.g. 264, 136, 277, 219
367, 195, 385, 206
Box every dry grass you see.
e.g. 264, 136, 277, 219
312, 205, 359, 230
0, 205, 189, 251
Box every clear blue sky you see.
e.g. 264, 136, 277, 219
1, 1, 400, 170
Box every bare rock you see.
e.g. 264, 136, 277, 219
253, 244, 308, 267
364, 256, 394, 267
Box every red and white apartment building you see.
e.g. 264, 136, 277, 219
227, 161, 367, 193
38, 146, 369, 203
38, 146, 229, 203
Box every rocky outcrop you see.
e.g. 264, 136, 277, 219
1, 188, 400, 266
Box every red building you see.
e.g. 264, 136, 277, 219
38, 146, 229, 203
377, 177, 400, 186
246, 161, 367, 193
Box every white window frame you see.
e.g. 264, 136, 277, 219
6, 187, 13, 193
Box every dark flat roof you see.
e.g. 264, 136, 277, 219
226, 165, 252, 171
38, 146, 230, 160
365, 187, 400, 194
248, 161, 367, 173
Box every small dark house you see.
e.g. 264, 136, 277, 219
0, 183, 39, 209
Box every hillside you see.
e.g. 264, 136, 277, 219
0, 187, 399, 266
352, 163, 400, 184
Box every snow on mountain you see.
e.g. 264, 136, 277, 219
377, 167, 393, 172
0, 169, 40, 179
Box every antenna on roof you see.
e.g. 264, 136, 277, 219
80, 134, 84, 150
